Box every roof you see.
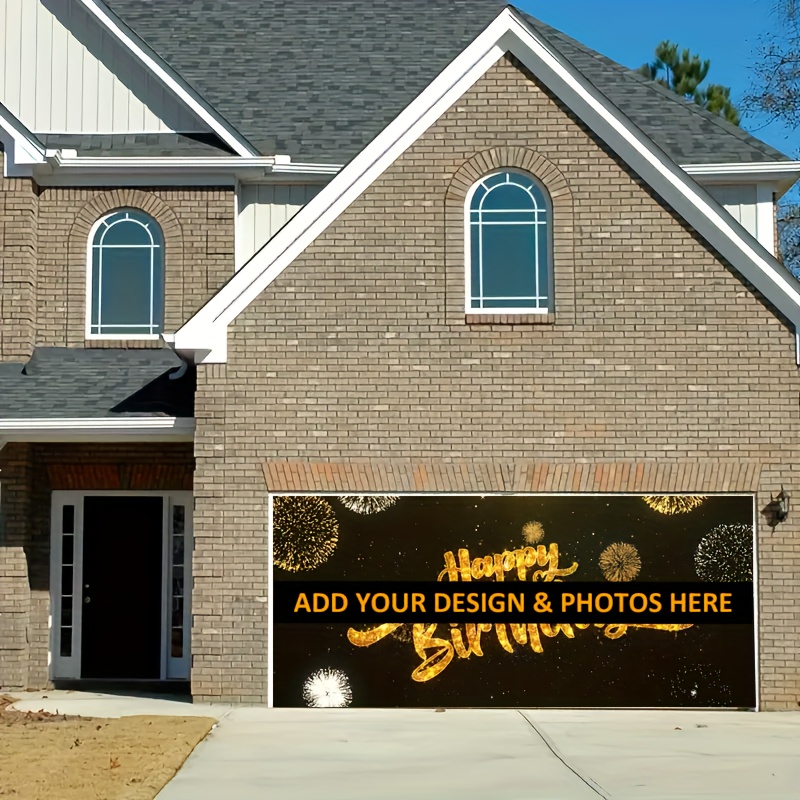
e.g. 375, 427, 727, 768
171, 7, 800, 364
0, 348, 194, 419
103, 0, 789, 165
38, 133, 233, 158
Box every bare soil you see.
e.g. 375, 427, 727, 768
0, 695, 215, 799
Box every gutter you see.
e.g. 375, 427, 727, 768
0, 416, 195, 442
684, 161, 800, 196
32, 151, 343, 184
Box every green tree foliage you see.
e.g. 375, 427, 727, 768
637, 40, 740, 125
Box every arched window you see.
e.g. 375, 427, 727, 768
467, 170, 551, 313
88, 209, 165, 337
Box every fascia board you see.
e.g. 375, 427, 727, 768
0, 104, 46, 165
173, 14, 515, 357
0, 417, 195, 442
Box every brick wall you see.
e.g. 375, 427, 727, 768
36, 186, 235, 347
192, 55, 800, 708
0, 444, 33, 689
0, 152, 38, 360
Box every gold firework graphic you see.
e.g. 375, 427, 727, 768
642, 495, 707, 515
522, 520, 545, 545
599, 542, 642, 582
272, 496, 339, 572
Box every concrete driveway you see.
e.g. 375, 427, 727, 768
8, 694, 800, 799
154, 707, 800, 800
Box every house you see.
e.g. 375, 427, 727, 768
1, 0, 799, 709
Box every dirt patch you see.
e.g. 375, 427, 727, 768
0, 695, 215, 799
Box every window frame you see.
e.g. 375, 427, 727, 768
463, 169, 554, 316
85, 209, 165, 340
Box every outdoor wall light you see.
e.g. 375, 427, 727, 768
763, 487, 790, 528
774, 488, 790, 523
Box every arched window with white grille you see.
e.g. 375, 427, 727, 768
466, 170, 552, 313
87, 209, 165, 337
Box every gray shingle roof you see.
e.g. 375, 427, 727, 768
0, 348, 194, 419
103, 0, 789, 165
39, 133, 232, 157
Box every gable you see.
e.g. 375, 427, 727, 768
0, 0, 207, 135
215, 60, 798, 515
234, 57, 786, 341
171, 7, 800, 363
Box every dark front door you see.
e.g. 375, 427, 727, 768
81, 496, 163, 679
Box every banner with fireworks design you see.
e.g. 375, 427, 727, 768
270, 494, 756, 709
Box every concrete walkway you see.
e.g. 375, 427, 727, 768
7, 689, 230, 719
7, 693, 800, 799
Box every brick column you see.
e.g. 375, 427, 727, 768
0, 154, 38, 361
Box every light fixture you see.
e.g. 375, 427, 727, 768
764, 487, 790, 528
774, 488, 789, 523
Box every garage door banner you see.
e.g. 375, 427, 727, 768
270, 494, 756, 709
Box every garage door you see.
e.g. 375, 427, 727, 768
270, 494, 755, 708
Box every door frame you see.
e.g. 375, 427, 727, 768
49, 490, 193, 682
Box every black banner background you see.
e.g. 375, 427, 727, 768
271, 494, 756, 708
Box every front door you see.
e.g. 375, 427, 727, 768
81, 496, 164, 679
50, 491, 192, 682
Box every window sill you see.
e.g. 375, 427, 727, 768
465, 313, 556, 325
85, 338, 163, 348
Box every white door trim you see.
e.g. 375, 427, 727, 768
50, 490, 193, 682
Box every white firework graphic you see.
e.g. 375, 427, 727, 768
338, 495, 399, 515
670, 664, 733, 707
302, 668, 353, 708
695, 523, 753, 582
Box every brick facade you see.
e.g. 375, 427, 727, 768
38, 186, 234, 347
0, 443, 194, 690
0, 152, 38, 361
191, 56, 800, 708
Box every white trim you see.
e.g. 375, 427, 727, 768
31, 155, 342, 188
46, 155, 342, 173
0, 103, 46, 169
267, 492, 275, 708
174, 27, 508, 361
50, 491, 193, 682
684, 161, 800, 178
752, 495, 760, 712
77, 0, 258, 157
234, 180, 242, 271
0, 417, 194, 442
755, 183, 777, 256
171, 7, 800, 363
49, 497, 82, 679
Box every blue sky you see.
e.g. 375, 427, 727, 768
516, 0, 795, 158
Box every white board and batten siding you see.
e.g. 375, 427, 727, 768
237, 184, 325, 267
0, 0, 205, 133
705, 184, 776, 256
